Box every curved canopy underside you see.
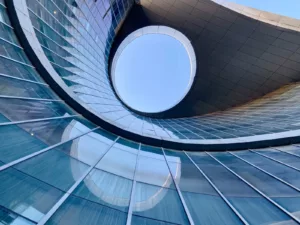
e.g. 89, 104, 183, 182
110, 0, 300, 118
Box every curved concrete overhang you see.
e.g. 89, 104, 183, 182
6, 0, 300, 151
110, 0, 300, 118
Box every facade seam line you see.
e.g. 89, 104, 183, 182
229, 151, 300, 193
126, 143, 141, 225
37, 136, 120, 225
274, 147, 300, 159
0, 126, 100, 172
0, 115, 79, 126
163, 148, 195, 225
250, 150, 300, 173
0, 73, 48, 85
184, 151, 249, 225
0, 95, 62, 101
206, 152, 300, 224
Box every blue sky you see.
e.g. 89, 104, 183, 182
231, 0, 300, 19
114, 34, 190, 113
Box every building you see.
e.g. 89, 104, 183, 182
1, 0, 300, 224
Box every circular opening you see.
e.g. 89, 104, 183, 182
112, 26, 196, 113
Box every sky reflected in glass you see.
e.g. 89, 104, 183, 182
114, 34, 191, 113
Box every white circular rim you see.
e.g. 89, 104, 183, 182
111, 25, 197, 113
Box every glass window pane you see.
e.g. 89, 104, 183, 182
189, 152, 297, 225
96, 146, 137, 179
166, 151, 243, 225
113, 138, 139, 154
278, 145, 300, 156
131, 215, 175, 225
235, 150, 300, 189
135, 156, 175, 189
0, 168, 63, 222
256, 148, 300, 169
0, 76, 58, 99
0, 206, 35, 225
132, 182, 189, 225
182, 191, 243, 225
45, 195, 127, 225
0, 59, 43, 83
163, 149, 190, 164
15, 149, 89, 191
140, 145, 164, 160
58, 129, 116, 165
74, 168, 132, 212
214, 152, 300, 221
0, 99, 76, 123
168, 161, 214, 194
0, 117, 93, 163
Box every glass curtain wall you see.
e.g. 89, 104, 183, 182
2, 0, 300, 224
24, 0, 300, 143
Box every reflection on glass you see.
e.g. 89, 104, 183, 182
214, 152, 300, 221
58, 129, 116, 165
131, 215, 175, 225
14, 149, 89, 191
166, 151, 244, 225
0, 205, 35, 225
0, 99, 76, 123
113, 138, 139, 154
45, 195, 127, 225
189, 152, 297, 225
255, 148, 300, 169
0, 76, 58, 99
74, 168, 132, 212
0, 117, 93, 163
96, 146, 137, 179
135, 156, 175, 189
132, 182, 189, 225
140, 145, 164, 160
235, 150, 300, 191
0, 168, 63, 222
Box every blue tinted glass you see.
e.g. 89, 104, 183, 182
45, 195, 127, 225
114, 138, 139, 154
136, 155, 175, 189
0, 168, 63, 222
131, 215, 175, 225
0, 76, 58, 99
132, 182, 189, 225
0, 206, 35, 225
189, 152, 297, 225
182, 191, 243, 225
96, 146, 137, 179
278, 145, 300, 156
15, 149, 89, 191
57, 129, 116, 165
214, 152, 300, 220
163, 149, 191, 164
0, 117, 93, 163
0, 98, 75, 123
256, 148, 300, 169
74, 168, 132, 212
167, 152, 243, 225
140, 145, 164, 160
235, 150, 300, 189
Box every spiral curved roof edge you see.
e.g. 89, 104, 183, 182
7, 0, 300, 150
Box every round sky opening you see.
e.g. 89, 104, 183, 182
112, 26, 196, 113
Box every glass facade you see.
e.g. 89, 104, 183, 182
1, 0, 300, 224
20, 0, 300, 144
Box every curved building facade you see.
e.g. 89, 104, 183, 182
1, 0, 300, 224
